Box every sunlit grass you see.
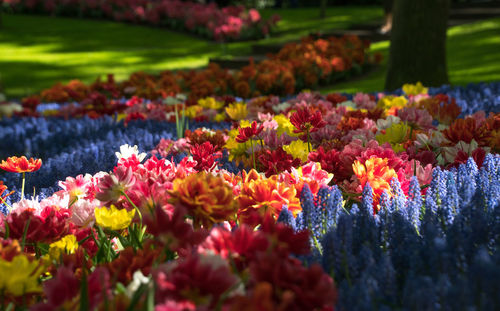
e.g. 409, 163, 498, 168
321, 17, 500, 94
0, 8, 384, 98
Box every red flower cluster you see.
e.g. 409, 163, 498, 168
190, 141, 222, 171
290, 107, 326, 135
197, 217, 337, 310
144, 205, 207, 252
0, 206, 70, 245
258, 147, 301, 177
154, 252, 239, 308
419, 94, 461, 125
236, 121, 264, 143
32, 266, 111, 311
105, 242, 160, 285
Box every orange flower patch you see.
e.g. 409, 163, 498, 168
352, 157, 398, 212
237, 169, 300, 227
442, 118, 492, 146
0, 156, 42, 173
169, 172, 238, 228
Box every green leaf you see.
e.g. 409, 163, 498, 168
80, 271, 89, 311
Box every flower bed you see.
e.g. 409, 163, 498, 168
0, 82, 499, 310
3, 0, 280, 42
12, 35, 379, 111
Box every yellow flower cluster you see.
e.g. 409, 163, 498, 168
274, 115, 299, 137
283, 140, 313, 162
198, 97, 225, 110
95, 205, 136, 230
0, 255, 44, 296
377, 95, 408, 110
225, 120, 252, 162
184, 105, 203, 119
48, 234, 79, 261
225, 102, 248, 120
402, 82, 428, 96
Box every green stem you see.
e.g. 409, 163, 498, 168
20, 217, 31, 251
306, 129, 311, 152
312, 233, 323, 256
121, 191, 142, 224
21, 172, 25, 200
121, 191, 145, 243
68, 197, 78, 208
250, 139, 256, 170
175, 104, 180, 139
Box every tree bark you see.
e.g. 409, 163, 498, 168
385, 0, 450, 91
320, 0, 327, 19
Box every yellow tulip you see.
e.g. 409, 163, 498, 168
239, 119, 252, 128
198, 97, 224, 110
95, 205, 136, 230
283, 140, 312, 162
402, 82, 428, 96
184, 105, 203, 119
377, 96, 408, 110
274, 115, 299, 137
214, 112, 227, 122
0, 255, 44, 296
48, 234, 79, 260
225, 102, 248, 121
225, 136, 249, 162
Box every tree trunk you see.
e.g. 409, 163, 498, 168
385, 0, 450, 91
320, 0, 327, 19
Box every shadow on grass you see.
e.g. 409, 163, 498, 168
0, 14, 241, 98
0, 60, 84, 99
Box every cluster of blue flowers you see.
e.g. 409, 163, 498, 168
279, 155, 500, 310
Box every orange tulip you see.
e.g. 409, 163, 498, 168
0, 156, 42, 173
237, 169, 301, 227
169, 172, 238, 229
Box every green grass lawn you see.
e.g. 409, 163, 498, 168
321, 17, 500, 94
0, 7, 383, 99
260, 6, 382, 44
1, 8, 498, 98
0, 14, 226, 98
